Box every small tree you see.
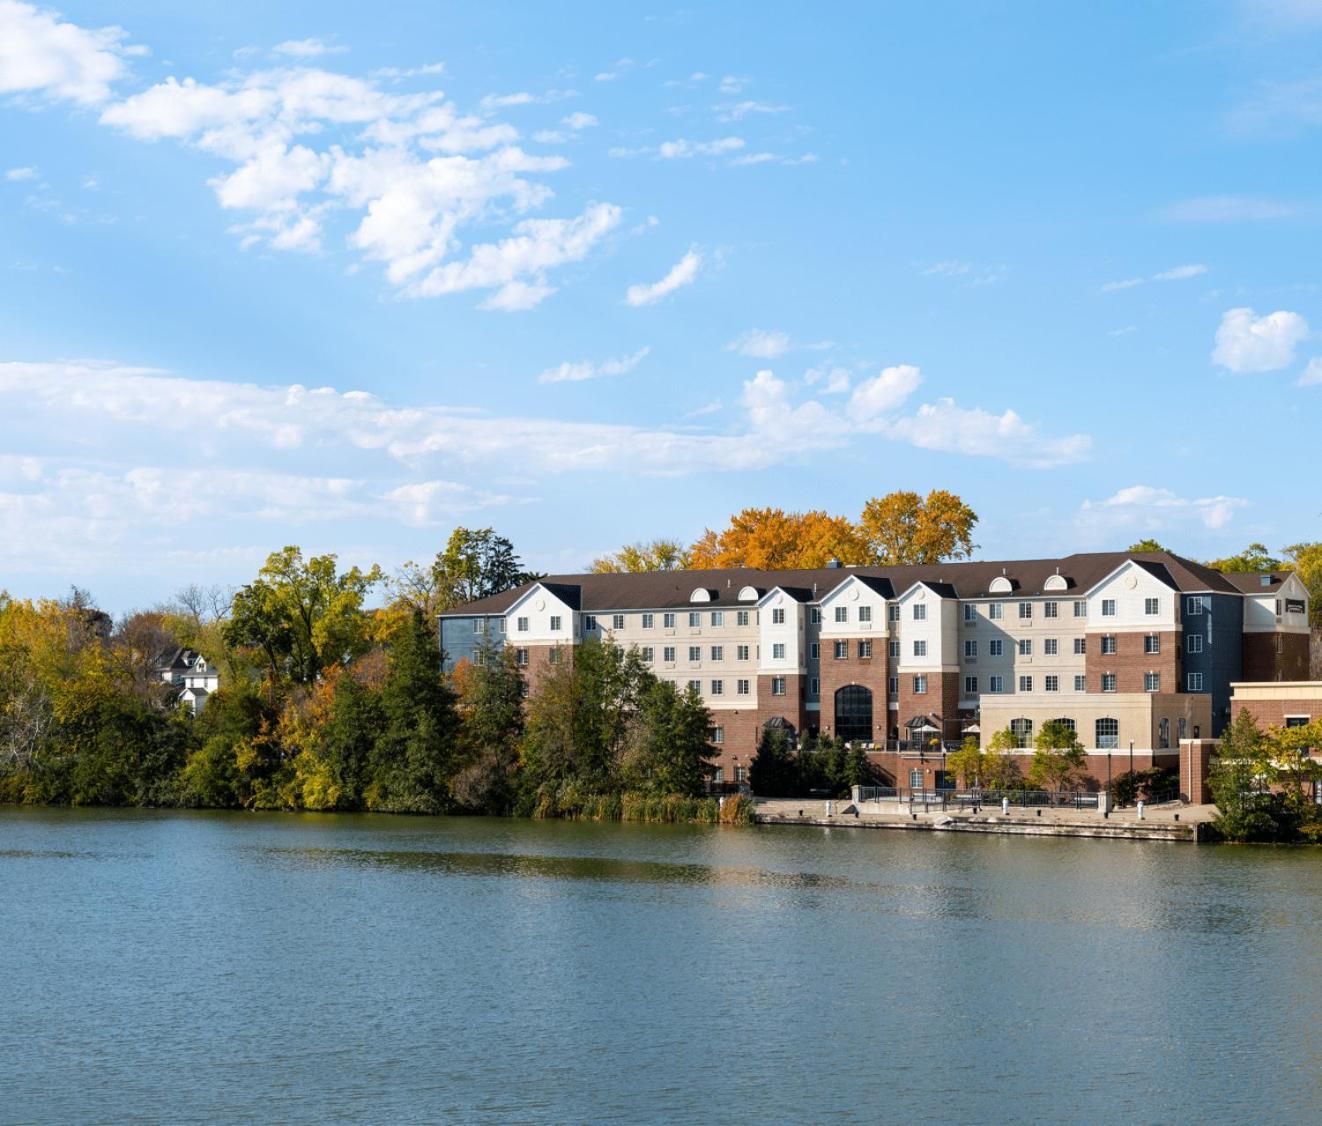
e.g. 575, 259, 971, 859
945, 737, 985, 788
1208, 710, 1293, 842
1028, 720, 1087, 792
749, 725, 797, 796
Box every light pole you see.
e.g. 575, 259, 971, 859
1129, 739, 1134, 777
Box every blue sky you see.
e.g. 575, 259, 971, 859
1, 0, 1320, 611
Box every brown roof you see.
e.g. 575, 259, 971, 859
443, 550, 1245, 617
1222, 571, 1290, 595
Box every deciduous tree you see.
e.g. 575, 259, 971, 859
857, 489, 978, 565
590, 538, 691, 573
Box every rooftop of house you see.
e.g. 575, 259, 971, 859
442, 550, 1254, 617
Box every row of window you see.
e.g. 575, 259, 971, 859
685, 679, 752, 696
641, 644, 755, 664
808, 640, 875, 660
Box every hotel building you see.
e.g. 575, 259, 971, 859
440, 551, 1310, 789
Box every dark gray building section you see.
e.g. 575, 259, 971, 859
1181, 592, 1243, 736
440, 614, 504, 674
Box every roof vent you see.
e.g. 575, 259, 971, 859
1261, 574, 1272, 587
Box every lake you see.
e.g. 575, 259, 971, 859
2, 809, 1320, 1123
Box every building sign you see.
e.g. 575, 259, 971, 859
1286, 598, 1306, 614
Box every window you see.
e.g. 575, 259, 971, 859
607, 613, 622, 631
913, 675, 928, 694
809, 677, 819, 696
964, 603, 977, 622
772, 608, 785, 624
1158, 717, 1170, 749
474, 619, 486, 634
549, 648, 561, 665
663, 646, 676, 663
641, 613, 654, 629
515, 648, 529, 666
1074, 675, 1086, 692
772, 643, 786, 659
710, 725, 724, 743
1101, 635, 1117, 655
1074, 600, 1087, 617
771, 677, 786, 696
1044, 638, 1058, 656
1019, 601, 1033, 619
735, 765, 748, 784
641, 647, 654, 663
688, 680, 702, 693
689, 612, 701, 627
663, 612, 676, 628
965, 640, 977, 659
989, 675, 1004, 693
913, 604, 927, 621
889, 604, 901, 622
1019, 676, 1033, 693
737, 644, 750, 661
1187, 672, 1204, 692
1045, 675, 1059, 692
1052, 718, 1076, 733
1144, 598, 1159, 616
1144, 672, 1160, 692
1096, 717, 1119, 749
889, 640, 900, 658
1285, 716, 1311, 728
711, 645, 724, 661
810, 608, 821, 624
989, 639, 1004, 657
1074, 637, 1086, 655
711, 611, 723, 627
859, 605, 872, 623
1186, 597, 1202, 616
834, 640, 848, 659
1102, 673, 1116, 693
737, 679, 750, 695
516, 616, 529, 632
1178, 717, 1188, 740
913, 640, 927, 657
964, 675, 978, 694
810, 642, 820, 660
713, 767, 725, 784
1044, 601, 1058, 619
736, 611, 749, 627
688, 646, 701, 662
584, 615, 597, 631
1144, 634, 1160, 654
549, 615, 562, 631
1187, 634, 1203, 654
1101, 599, 1116, 617
711, 679, 724, 695
989, 603, 1004, 620
1276, 599, 1283, 617
1010, 718, 1033, 748
888, 676, 899, 696
519, 682, 529, 699
834, 606, 848, 623
1018, 639, 1032, 656
858, 640, 873, 658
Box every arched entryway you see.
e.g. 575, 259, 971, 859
835, 684, 874, 743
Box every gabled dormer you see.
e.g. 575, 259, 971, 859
504, 582, 579, 644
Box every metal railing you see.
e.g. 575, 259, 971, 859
853, 786, 1105, 811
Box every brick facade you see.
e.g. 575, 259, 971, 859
1230, 693, 1321, 730
817, 639, 888, 743
1085, 630, 1180, 694
1242, 632, 1309, 682
895, 669, 962, 742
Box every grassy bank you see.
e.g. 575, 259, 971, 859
530, 787, 755, 825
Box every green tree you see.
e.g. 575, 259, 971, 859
945, 738, 986, 788
318, 675, 386, 809
367, 609, 458, 813
1128, 538, 1170, 553
225, 547, 382, 686
452, 640, 525, 811
1208, 709, 1293, 841
748, 724, 798, 797
619, 680, 714, 796
433, 528, 533, 609
590, 538, 691, 573
1028, 720, 1087, 791
1206, 542, 1283, 574
1283, 542, 1322, 627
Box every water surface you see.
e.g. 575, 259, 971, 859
2, 809, 1320, 1123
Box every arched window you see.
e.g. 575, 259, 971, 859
1051, 717, 1076, 733
1096, 717, 1119, 749
989, 576, 1014, 594
1010, 718, 1033, 748
1158, 717, 1170, 750
1043, 574, 1069, 591
835, 685, 873, 744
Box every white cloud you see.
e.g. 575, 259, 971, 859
716, 100, 789, 121
480, 91, 535, 110
625, 248, 702, 306
1212, 306, 1309, 372
5, 165, 39, 181
888, 398, 1091, 468
538, 346, 650, 384
656, 136, 745, 158
1160, 196, 1301, 222
594, 58, 634, 82
804, 364, 851, 394
1101, 263, 1208, 291
0, 0, 134, 104
727, 329, 791, 358
1297, 357, 1322, 386
1079, 485, 1248, 535
372, 62, 445, 81
717, 75, 746, 94
847, 365, 923, 424
94, 58, 622, 307
561, 111, 597, 129
273, 38, 346, 59
921, 259, 1008, 286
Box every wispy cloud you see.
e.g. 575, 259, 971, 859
272, 38, 347, 59
727, 329, 791, 358
537, 347, 650, 384
1101, 263, 1208, 292
1159, 196, 1303, 221
625, 248, 703, 306
921, 260, 1008, 286
5, 166, 39, 181
1078, 485, 1248, 537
